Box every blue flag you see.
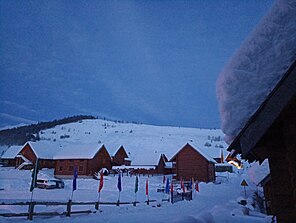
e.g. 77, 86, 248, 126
117, 172, 122, 192
165, 178, 170, 193
72, 166, 78, 191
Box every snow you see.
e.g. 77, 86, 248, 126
216, 0, 296, 143
246, 160, 270, 186
53, 143, 105, 160
35, 119, 227, 165
0, 166, 273, 223
28, 141, 63, 159
0, 146, 22, 159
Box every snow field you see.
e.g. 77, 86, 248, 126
0, 167, 273, 223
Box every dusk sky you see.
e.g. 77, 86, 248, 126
0, 0, 273, 129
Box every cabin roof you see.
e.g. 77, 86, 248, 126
170, 143, 216, 163
1, 145, 23, 159
53, 143, 105, 159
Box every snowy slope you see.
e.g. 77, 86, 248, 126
37, 119, 227, 165
216, 0, 296, 143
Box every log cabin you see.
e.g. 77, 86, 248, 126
170, 143, 216, 182
112, 145, 131, 166
0, 145, 23, 167
54, 144, 112, 178
12, 141, 58, 169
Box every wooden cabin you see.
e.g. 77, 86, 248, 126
54, 144, 112, 178
0, 145, 23, 167
112, 145, 131, 166
12, 142, 57, 169
227, 62, 296, 221
170, 143, 216, 182
156, 154, 173, 175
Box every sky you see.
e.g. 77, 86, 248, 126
0, 0, 274, 129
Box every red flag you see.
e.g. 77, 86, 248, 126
98, 171, 104, 193
146, 179, 149, 196
170, 181, 174, 193
181, 179, 185, 192
163, 175, 166, 184
195, 181, 199, 192
221, 149, 224, 163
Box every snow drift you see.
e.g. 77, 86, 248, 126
216, 0, 296, 143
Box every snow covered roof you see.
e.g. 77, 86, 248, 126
170, 143, 217, 163
27, 141, 62, 159
1, 145, 23, 159
165, 162, 173, 168
53, 143, 105, 160
216, 0, 296, 143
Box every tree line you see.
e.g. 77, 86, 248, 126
0, 115, 96, 146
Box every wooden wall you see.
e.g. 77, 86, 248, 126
173, 144, 215, 182
20, 143, 37, 164
54, 159, 88, 177
113, 146, 128, 166
262, 95, 296, 222
87, 145, 112, 175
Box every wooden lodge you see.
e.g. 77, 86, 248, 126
111, 145, 131, 166
54, 144, 112, 178
170, 143, 216, 182
0, 145, 23, 167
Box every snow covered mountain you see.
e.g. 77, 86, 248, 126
30, 118, 227, 165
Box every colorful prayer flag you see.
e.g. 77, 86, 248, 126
72, 166, 78, 191
221, 149, 224, 163
30, 158, 39, 192
117, 172, 122, 192
195, 181, 199, 192
146, 179, 149, 196
165, 178, 170, 193
98, 170, 104, 192
189, 178, 193, 189
181, 179, 185, 192
135, 176, 139, 193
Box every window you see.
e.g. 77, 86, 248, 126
69, 166, 73, 171
59, 166, 63, 171
79, 166, 83, 171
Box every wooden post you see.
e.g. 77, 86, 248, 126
66, 200, 72, 217
95, 202, 99, 210
171, 192, 174, 204
27, 201, 35, 220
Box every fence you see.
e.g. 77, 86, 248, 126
0, 190, 193, 220
0, 198, 170, 220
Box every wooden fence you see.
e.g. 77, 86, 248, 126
0, 190, 193, 220
0, 198, 170, 220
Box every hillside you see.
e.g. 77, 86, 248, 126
1, 117, 227, 165
0, 115, 96, 146
36, 119, 226, 165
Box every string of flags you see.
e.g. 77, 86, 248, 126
31, 166, 200, 206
